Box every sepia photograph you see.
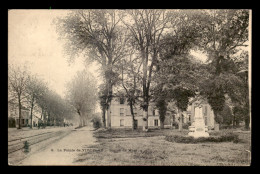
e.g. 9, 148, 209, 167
8, 9, 251, 166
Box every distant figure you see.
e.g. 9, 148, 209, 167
64, 123, 65, 127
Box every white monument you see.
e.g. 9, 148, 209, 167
188, 105, 209, 138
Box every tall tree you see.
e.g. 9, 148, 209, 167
66, 70, 97, 127
118, 52, 143, 130
196, 10, 249, 128
25, 75, 47, 128
8, 64, 29, 129
56, 10, 129, 128
120, 9, 172, 131
154, 96, 168, 129
227, 51, 249, 129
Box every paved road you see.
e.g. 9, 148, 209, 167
18, 126, 97, 166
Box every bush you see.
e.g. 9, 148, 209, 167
91, 116, 102, 129
182, 122, 191, 129
172, 121, 179, 129
165, 132, 240, 144
220, 124, 233, 130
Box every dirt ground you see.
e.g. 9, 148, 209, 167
16, 126, 98, 166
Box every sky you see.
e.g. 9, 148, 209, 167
8, 10, 208, 101
8, 10, 101, 99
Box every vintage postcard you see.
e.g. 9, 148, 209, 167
8, 9, 251, 166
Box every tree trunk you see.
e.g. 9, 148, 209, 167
129, 100, 135, 130
18, 94, 22, 129
102, 107, 106, 128
107, 105, 111, 129
160, 120, 164, 129
178, 109, 183, 131
30, 96, 34, 129
245, 115, 250, 130
79, 116, 83, 127
233, 114, 236, 128
143, 107, 148, 131
82, 117, 85, 126
106, 64, 113, 129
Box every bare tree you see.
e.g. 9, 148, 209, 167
25, 75, 47, 128
66, 70, 98, 127
8, 64, 29, 129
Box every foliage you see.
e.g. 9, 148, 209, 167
165, 133, 239, 144
182, 122, 191, 129
195, 10, 249, 128
66, 70, 98, 127
55, 9, 250, 130
91, 113, 102, 129
155, 99, 167, 124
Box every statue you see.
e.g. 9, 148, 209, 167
188, 105, 209, 138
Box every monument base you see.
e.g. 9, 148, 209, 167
188, 132, 209, 138
188, 125, 209, 138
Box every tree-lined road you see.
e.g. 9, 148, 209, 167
15, 126, 97, 166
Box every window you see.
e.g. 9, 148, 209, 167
120, 119, 124, 127
22, 119, 25, 124
152, 109, 155, 116
120, 98, 124, 104
154, 119, 158, 126
120, 108, 124, 116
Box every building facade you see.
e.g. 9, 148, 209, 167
105, 97, 215, 129
8, 104, 30, 128
106, 97, 173, 128
8, 103, 41, 128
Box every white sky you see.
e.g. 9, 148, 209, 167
8, 10, 101, 99
8, 9, 208, 102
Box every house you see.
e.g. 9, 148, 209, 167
8, 104, 30, 128
106, 97, 173, 128
106, 96, 215, 129
189, 97, 215, 129
174, 105, 192, 124
8, 102, 42, 128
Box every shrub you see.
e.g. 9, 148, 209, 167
165, 132, 240, 144
182, 122, 191, 129
172, 121, 179, 129
220, 124, 233, 130
91, 116, 102, 129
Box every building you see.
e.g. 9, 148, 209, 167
189, 97, 215, 129
8, 102, 42, 128
8, 104, 30, 128
106, 97, 173, 128
106, 96, 215, 129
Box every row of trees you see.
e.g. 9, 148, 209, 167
56, 9, 250, 131
8, 64, 73, 129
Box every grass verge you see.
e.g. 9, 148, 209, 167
74, 128, 251, 166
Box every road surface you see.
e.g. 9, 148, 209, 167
16, 126, 98, 166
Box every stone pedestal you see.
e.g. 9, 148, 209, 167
188, 106, 209, 138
